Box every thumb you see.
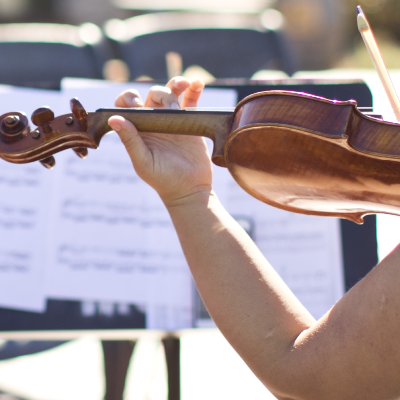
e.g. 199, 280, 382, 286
108, 116, 152, 169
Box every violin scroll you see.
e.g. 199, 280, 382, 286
0, 98, 97, 169
0, 112, 30, 141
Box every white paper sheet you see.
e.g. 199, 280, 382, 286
43, 79, 344, 328
0, 86, 62, 311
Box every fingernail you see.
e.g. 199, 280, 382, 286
173, 77, 186, 87
109, 119, 123, 132
191, 80, 205, 91
130, 95, 143, 107
111, 123, 121, 132
171, 102, 180, 109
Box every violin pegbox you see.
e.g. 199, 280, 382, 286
0, 98, 97, 168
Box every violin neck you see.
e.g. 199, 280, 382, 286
89, 108, 234, 145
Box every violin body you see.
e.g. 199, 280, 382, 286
1, 90, 400, 224
225, 92, 400, 224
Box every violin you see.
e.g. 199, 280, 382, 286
1, 90, 400, 224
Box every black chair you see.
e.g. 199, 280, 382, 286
104, 10, 298, 81
0, 23, 112, 88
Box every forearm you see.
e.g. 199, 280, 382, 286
166, 190, 316, 394
168, 189, 400, 400
114, 80, 400, 400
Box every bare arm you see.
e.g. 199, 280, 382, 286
167, 190, 400, 400
108, 78, 400, 400
167, 190, 316, 398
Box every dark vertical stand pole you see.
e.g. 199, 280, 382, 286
102, 340, 137, 400
162, 337, 181, 400
341, 215, 378, 291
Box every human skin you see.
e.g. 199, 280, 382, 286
108, 77, 400, 400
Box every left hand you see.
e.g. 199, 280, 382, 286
108, 77, 212, 206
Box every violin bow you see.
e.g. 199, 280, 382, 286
357, 5, 400, 122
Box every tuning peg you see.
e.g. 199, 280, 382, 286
72, 147, 88, 158
4, 115, 20, 130
40, 156, 56, 169
31, 107, 54, 134
70, 98, 88, 128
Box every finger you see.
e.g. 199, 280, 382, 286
108, 116, 151, 168
145, 76, 191, 108
115, 89, 144, 108
165, 76, 191, 98
181, 80, 205, 108
145, 85, 182, 109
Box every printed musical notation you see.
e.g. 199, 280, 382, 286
0, 86, 63, 312
57, 244, 184, 273
60, 198, 171, 227
0, 203, 36, 230
0, 250, 31, 273
64, 156, 139, 185
0, 162, 53, 312
44, 131, 191, 329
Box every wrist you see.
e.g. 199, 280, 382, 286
162, 186, 215, 210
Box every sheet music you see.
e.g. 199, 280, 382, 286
41, 79, 345, 328
44, 80, 237, 328
0, 86, 62, 311
0, 80, 345, 324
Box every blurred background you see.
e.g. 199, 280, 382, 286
0, 0, 399, 400
0, 0, 400, 70
0, 0, 399, 86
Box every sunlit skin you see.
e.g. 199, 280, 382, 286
108, 77, 400, 400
